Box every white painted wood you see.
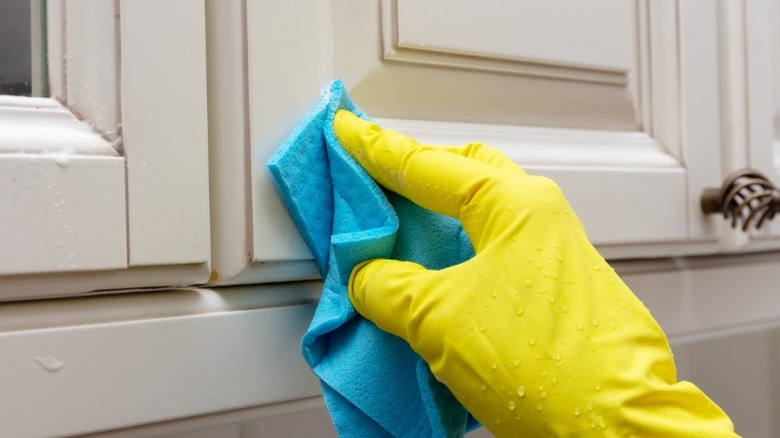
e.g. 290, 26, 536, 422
0, 282, 321, 332
63, 1, 120, 140
394, 0, 634, 75
236, 0, 746, 283
0, 96, 118, 154
712, 0, 752, 251
336, 4, 638, 131
246, 0, 322, 264
0, 264, 211, 302
204, 0, 253, 283
0, 154, 126, 275
0, 2, 214, 296
531, 166, 687, 245
743, 0, 780, 243
717, 1, 750, 176
714, 0, 780, 249
678, 0, 724, 241
337, 0, 692, 247
120, 0, 210, 267
0, 286, 321, 438
647, 0, 681, 162
8, 253, 778, 438
0, 96, 126, 276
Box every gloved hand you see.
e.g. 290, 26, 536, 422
333, 110, 738, 437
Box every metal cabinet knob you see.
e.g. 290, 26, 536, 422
701, 168, 780, 231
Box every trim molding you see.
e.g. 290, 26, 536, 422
380, 0, 629, 85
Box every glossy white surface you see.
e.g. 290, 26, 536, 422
240, 0, 732, 276
0, 1, 212, 296
0, 96, 126, 276
0, 96, 118, 154
120, 0, 211, 267
0, 154, 126, 275
395, 0, 634, 73
0, 284, 322, 438
4, 252, 774, 437
63, 1, 119, 139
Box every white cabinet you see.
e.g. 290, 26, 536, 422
2, 1, 780, 437
215, 0, 738, 285
0, 1, 211, 300
2, 2, 777, 293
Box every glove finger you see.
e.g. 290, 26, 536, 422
334, 110, 511, 246
440, 142, 526, 175
349, 258, 446, 346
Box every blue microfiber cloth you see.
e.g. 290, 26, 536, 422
268, 80, 480, 437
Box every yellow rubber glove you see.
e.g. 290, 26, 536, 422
333, 110, 739, 437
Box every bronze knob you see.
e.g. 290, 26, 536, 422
700, 168, 780, 231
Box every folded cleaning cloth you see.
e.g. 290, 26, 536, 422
268, 80, 480, 437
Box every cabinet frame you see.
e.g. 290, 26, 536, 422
0, 0, 211, 300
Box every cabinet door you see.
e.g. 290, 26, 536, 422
215, 0, 721, 284
331, 0, 724, 258
719, 0, 780, 250
229, 0, 723, 285
0, 1, 211, 300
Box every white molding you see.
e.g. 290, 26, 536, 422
0, 97, 118, 154
120, 0, 211, 267
381, 0, 628, 85
647, 0, 682, 161
45, 0, 121, 142
718, 0, 750, 173
0, 282, 321, 332
2, 1, 213, 296
205, 0, 327, 286
63, 0, 120, 140
205, 0, 253, 283
246, 0, 323, 265
678, 0, 724, 243
0, 97, 126, 278
0, 264, 211, 302
743, 0, 780, 241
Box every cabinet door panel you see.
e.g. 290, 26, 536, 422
332, 0, 720, 249
0, 1, 211, 299
245, 0, 721, 281
332, 0, 710, 246
395, 0, 633, 72
339, 0, 638, 131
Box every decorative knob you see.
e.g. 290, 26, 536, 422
700, 168, 780, 231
